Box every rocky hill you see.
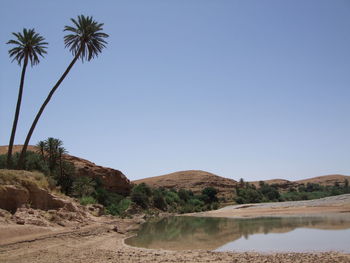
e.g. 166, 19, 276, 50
133, 170, 237, 199
0, 145, 131, 195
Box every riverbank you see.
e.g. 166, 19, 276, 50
192, 194, 350, 218
1, 194, 350, 262
1, 223, 349, 263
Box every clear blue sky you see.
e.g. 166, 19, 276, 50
1, 0, 349, 181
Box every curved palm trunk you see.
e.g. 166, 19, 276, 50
17, 49, 82, 169
7, 56, 28, 168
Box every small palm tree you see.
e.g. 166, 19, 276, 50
36, 140, 46, 159
58, 146, 68, 179
18, 15, 109, 168
45, 137, 63, 173
6, 29, 47, 168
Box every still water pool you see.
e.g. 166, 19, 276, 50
125, 215, 350, 253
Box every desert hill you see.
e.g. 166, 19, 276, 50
0, 145, 131, 195
295, 174, 350, 186
133, 170, 237, 199
249, 175, 350, 190
134, 170, 350, 200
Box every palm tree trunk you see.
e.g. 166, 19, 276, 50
17, 48, 82, 169
7, 56, 28, 169
59, 154, 63, 179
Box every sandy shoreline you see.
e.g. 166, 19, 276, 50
191, 194, 350, 218
1, 224, 349, 263
1, 194, 350, 262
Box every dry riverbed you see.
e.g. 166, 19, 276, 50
1, 195, 350, 263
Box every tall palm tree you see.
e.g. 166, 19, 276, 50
6, 29, 47, 168
17, 15, 109, 169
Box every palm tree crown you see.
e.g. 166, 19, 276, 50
7, 28, 48, 66
64, 15, 109, 62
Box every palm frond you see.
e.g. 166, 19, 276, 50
64, 15, 109, 62
7, 28, 48, 66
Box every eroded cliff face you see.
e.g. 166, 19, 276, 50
0, 180, 79, 215
63, 155, 131, 195
0, 170, 95, 226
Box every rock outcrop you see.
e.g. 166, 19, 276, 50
63, 155, 131, 195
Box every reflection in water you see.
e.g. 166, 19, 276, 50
125, 215, 350, 252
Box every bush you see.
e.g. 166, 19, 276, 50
94, 188, 124, 206
202, 187, 218, 203
0, 154, 6, 169
80, 196, 97, 205
133, 183, 152, 196
178, 188, 191, 202
179, 203, 196, 214
131, 189, 149, 208
106, 198, 131, 216
153, 190, 167, 211
235, 187, 263, 203
189, 198, 204, 207
165, 191, 180, 205
72, 176, 96, 197
0, 152, 50, 174
211, 202, 219, 210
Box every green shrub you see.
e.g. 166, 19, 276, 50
80, 196, 97, 205
133, 183, 152, 196
179, 204, 196, 214
178, 188, 191, 202
202, 187, 218, 203
131, 189, 149, 208
188, 198, 204, 207
72, 176, 96, 197
211, 202, 219, 210
106, 198, 131, 216
235, 196, 244, 204
94, 188, 124, 206
153, 190, 167, 211
165, 191, 180, 204
0, 154, 7, 169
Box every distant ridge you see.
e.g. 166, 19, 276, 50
134, 171, 350, 199
295, 174, 350, 186
249, 174, 350, 188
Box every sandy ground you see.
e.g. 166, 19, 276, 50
1, 195, 350, 263
194, 194, 350, 218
